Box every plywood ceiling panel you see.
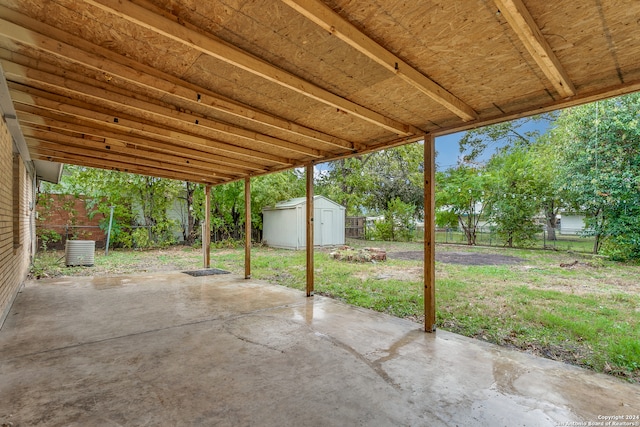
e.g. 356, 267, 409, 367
1, 0, 639, 184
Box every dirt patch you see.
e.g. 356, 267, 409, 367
354, 266, 423, 282
389, 251, 525, 265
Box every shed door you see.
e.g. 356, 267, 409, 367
321, 209, 333, 245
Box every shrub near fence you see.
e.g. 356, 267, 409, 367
36, 194, 107, 250
347, 221, 594, 253
35, 224, 175, 251
37, 225, 106, 250
434, 226, 595, 253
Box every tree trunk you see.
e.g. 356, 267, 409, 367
184, 182, 197, 245
592, 210, 605, 254
459, 216, 475, 245
545, 205, 558, 241
231, 203, 241, 239
546, 222, 556, 241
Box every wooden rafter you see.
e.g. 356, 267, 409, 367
281, 0, 478, 122
9, 86, 294, 167
0, 8, 357, 152
83, 0, 421, 136
431, 77, 640, 138
1, 61, 323, 159
22, 128, 238, 180
29, 149, 220, 184
493, 0, 575, 98
17, 112, 264, 174
28, 138, 228, 181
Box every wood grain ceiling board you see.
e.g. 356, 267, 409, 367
0, 0, 638, 184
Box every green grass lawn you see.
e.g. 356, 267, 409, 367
32, 240, 640, 383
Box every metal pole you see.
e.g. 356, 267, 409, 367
105, 205, 114, 256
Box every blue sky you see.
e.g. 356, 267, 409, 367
435, 132, 466, 170
314, 117, 553, 174
435, 118, 552, 170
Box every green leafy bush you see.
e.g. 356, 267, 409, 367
600, 235, 640, 262
37, 228, 61, 251
132, 227, 151, 249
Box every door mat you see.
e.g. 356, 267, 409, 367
182, 268, 231, 277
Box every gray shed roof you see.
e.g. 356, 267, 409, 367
264, 195, 345, 211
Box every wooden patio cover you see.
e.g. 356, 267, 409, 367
2, 0, 640, 330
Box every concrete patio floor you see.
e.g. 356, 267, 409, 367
1, 272, 639, 426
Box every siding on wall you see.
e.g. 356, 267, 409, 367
0, 116, 33, 327
263, 207, 302, 249
559, 215, 586, 235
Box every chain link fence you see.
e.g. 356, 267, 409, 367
434, 226, 594, 253
36, 224, 165, 251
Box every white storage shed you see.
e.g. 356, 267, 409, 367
262, 196, 346, 249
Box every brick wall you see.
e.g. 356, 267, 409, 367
0, 116, 34, 327
36, 195, 107, 250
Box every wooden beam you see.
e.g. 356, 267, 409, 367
84, 0, 418, 136
320, 134, 426, 165
26, 138, 225, 181
281, 0, 478, 122
306, 164, 314, 297
432, 77, 640, 138
1, 61, 324, 159
0, 8, 357, 152
424, 135, 436, 332
16, 110, 267, 173
204, 185, 211, 268
244, 177, 251, 279
493, 0, 575, 98
29, 149, 218, 184
23, 128, 236, 180
9, 86, 293, 167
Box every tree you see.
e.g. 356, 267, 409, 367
458, 114, 555, 163
553, 93, 640, 258
315, 156, 374, 216
208, 181, 244, 241
370, 198, 417, 241
50, 166, 183, 248
456, 115, 564, 240
486, 147, 540, 247
436, 165, 491, 245
316, 143, 424, 219
135, 176, 181, 244
365, 144, 425, 217
527, 133, 569, 241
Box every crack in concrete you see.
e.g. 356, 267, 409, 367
312, 330, 403, 391
221, 318, 287, 354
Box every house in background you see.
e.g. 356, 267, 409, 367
262, 196, 345, 250
559, 213, 586, 235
